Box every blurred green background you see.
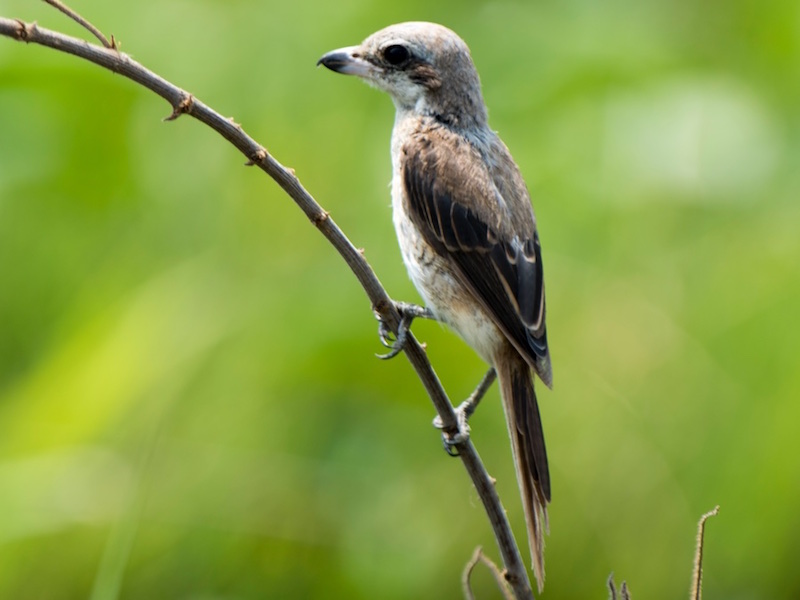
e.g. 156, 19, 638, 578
1, 0, 798, 598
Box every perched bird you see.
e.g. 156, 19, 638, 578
318, 22, 553, 590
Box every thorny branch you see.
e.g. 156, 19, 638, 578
0, 4, 535, 599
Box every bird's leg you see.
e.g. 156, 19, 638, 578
376, 301, 436, 360
433, 368, 497, 455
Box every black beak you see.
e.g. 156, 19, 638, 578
317, 50, 351, 72
316, 47, 374, 77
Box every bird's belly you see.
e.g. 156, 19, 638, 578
393, 206, 502, 364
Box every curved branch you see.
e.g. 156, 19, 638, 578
0, 13, 534, 599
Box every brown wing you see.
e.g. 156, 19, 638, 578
402, 126, 552, 387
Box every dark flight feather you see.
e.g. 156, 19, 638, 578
402, 123, 552, 387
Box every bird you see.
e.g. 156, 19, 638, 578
318, 22, 553, 591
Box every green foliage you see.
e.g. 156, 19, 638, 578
1, 0, 799, 598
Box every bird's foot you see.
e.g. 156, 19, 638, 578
432, 368, 497, 456
433, 401, 472, 456
376, 301, 434, 360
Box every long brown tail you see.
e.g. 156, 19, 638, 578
495, 346, 550, 593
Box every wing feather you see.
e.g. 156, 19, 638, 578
402, 127, 552, 386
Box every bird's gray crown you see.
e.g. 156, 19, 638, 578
318, 22, 488, 128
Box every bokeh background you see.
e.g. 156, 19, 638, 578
1, 0, 798, 598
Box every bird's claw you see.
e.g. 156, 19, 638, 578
375, 302, 433, 360
376, 312, 411, 360
433, 403, 472, 456
378, 319, 397, 349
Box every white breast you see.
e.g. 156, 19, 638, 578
390, 171, 502, 365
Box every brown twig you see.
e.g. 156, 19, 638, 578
690, 506, 719, 600
607, 574, 632, 600
41, 0, 115, 48
0, 9, 535, 600
463, 546, 514, 600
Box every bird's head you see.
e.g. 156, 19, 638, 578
318, 22, 487, 127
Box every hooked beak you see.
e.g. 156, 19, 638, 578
317, 46, 375, 78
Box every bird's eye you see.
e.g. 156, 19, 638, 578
383, 44, 410, 66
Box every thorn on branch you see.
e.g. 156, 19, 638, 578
164, 94, 194, 121
13, 19, 36, 43
244, 148, 268, 166
312, 210, 330, 225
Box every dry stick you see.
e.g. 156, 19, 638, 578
463, 546, 514, 600
607, 575, 632, 600
42, 0, 114, 48
690, 506, 719, 600
0, 12, 535, 600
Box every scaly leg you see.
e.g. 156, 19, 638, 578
433, 367, 497, 455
